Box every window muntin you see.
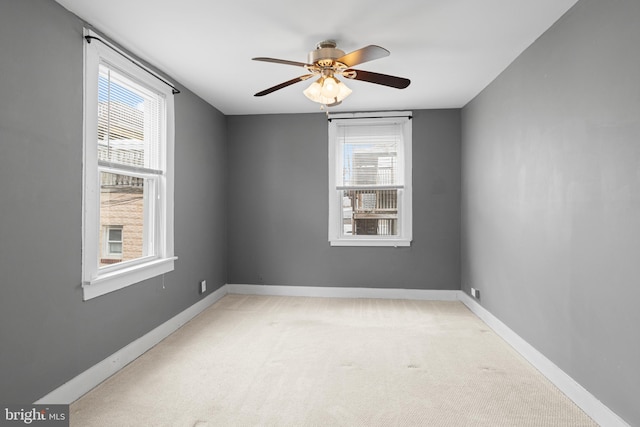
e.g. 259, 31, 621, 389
82, 29, 175, 300
329, 113, 412, 246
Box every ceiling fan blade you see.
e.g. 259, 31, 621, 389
345, 69, 410, 89
254, 74, 315, 97
252, 57, 311, 68
336, 45, 390, 67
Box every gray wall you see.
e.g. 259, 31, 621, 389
461, 0, 640, 424
227, 110, 461, 289
0, 0, 227, 403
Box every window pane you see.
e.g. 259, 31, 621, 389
340, 123, 400, 186
99, 171, 147, 266
98, 64, 161, 171
108, 228, 122, 241
341, 189, 398, 236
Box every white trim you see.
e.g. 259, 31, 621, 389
82, 28, 100, 282
328, 110, 412, 119
82, 257, 177, 300
329, 238, 411, 247
35, 286, 228, 405
457, 292, 629, 427
36, 284, 629, 426
226, 284, 459, 301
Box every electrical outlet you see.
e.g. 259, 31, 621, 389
471, 287, 480, 299
199, 280, 206, 294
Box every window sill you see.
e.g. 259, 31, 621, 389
330, 239, 411, 247
82, 256, 177, 300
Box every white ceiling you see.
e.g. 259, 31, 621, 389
55, 0, 578, 115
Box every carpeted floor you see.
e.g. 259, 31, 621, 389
70, 294, 597, 426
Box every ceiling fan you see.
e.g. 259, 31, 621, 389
253, 40, 411, 107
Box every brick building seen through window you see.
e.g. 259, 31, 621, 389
98, 101, 145, 267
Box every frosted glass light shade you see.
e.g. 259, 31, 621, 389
304, 77, 352, 105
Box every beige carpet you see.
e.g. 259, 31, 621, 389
70, 294, 597, 426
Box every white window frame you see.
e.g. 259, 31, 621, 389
82, 29, 176, 300
328, 111, 412, 247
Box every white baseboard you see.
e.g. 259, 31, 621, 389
457, 292, 629, 427
35, 285, 228, 405
35, 283, 628, 426
226, 283, 460, 301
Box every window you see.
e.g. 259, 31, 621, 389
82, 29, 176, 300
328, 112, 412, 246
102, 226, 123, 263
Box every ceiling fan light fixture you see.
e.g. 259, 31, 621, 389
253, 41, 408, 107
321, 76, 340, 98
303, 76, 352, 106
303, 79, 322, 100
335, 80, 352, 101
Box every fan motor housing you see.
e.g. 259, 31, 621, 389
308, 40, 345, 67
